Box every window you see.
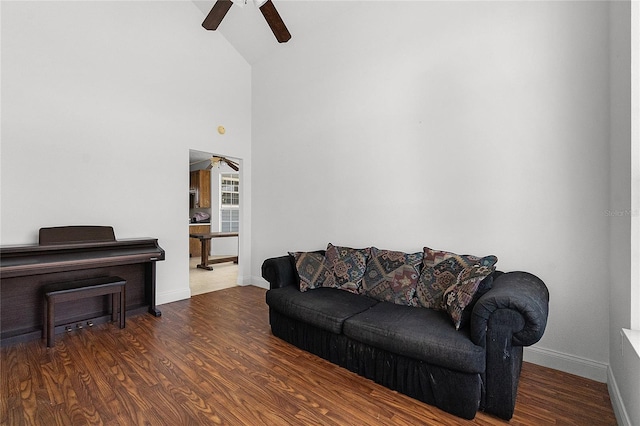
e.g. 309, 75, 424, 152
221, 174, 239, 233
221, 209, 239, 233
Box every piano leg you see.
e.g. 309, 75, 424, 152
120, 285, 126, 327
146, 262, 162, 317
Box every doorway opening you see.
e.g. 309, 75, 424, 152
188, 149, 240, 295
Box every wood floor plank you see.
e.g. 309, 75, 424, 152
1, 285, 618, 425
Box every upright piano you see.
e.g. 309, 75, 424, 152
0, 226, 165, 345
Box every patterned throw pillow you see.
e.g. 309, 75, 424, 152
323, 243, 371, 294
416, 247, 497, 312
443, 264, 496, 329
362, 247, 423, 306
457, 274, 494, 330
289, 251, 331, 292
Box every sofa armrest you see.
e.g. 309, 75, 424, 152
261, 255, 298, 290
470, 271, 549, 348
470, 271, 549, 419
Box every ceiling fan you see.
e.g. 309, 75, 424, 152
202, 0, 291, 43
191, 156, 240, 171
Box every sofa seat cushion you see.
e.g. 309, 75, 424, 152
266, 286, 378, 334
343, 302, 485, 374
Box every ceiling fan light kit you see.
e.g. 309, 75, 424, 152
230, 0, 268, 7
190, 156, 240, 172
202, 0, 291, 43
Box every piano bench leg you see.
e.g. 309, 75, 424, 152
111, 293, 117, 323
111, 285, 126, 329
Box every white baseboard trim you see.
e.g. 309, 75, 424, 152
523, 346, 608, 383
608, 366, 631, 426
156, 288, 191, 305
249, 276, 269, 289
236, 274, 247, 286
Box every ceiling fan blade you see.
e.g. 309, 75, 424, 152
259, 0, 291, 43
202, 0, 233, 30
223, 158, 240, 171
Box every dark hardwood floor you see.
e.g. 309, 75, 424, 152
1, 286, 617, 425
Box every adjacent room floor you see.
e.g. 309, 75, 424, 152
189, 256, 238, 296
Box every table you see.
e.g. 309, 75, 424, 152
188, 232, 239, 270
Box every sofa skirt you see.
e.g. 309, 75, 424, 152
269, 309, 482, 420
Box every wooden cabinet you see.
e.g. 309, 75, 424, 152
190, 170, 211, 208
189, 225, 210, 257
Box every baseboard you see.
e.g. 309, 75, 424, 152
607, 366, 632, 426
249, 275, 269, 289
156, 288, 191, 305
523, 346, 609, 383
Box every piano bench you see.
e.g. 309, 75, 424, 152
42, 276, 126, 348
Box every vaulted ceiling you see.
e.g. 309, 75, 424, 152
192, 1, 361, 64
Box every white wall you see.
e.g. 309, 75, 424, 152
1, 1, 252, 303
252, 1, 611, 381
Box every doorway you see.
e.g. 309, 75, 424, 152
188, 149, 240, 295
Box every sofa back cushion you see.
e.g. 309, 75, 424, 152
362, 247, 423, 306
